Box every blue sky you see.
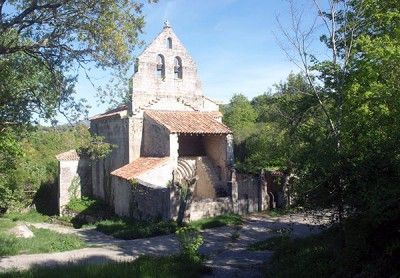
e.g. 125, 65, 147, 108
74, 0, 323, 120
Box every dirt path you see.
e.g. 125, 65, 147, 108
0, 213, 327, 277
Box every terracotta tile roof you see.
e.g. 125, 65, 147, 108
111, 157, 170, 180
144, 110, 231, 134
56, 149, 79, 161
90, 104, 128, 121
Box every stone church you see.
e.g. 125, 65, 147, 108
57, 22, 271, 221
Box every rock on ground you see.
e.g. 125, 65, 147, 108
9, 223, 34, 238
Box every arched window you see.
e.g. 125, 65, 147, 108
167, 37, 172, 49
174, 56, 182, 79
156, 54, 165, 79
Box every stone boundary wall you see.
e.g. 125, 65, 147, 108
58, 158, 91, 215
237, 173, 260, 214
188, 198, 232, 221
110, 171, 277, 221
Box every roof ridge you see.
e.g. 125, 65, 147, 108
56, 149, 79, 161
111, 157, 170, 180
132, 97, 161, 114
90, 104, 128, 121
144, 110, 231, 134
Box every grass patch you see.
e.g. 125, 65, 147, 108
264, 208, 296, 218
95, 213, 242, 240
3, 210, 49, 223
0, 224, 86, 256
263, 228, 341, 278
0, 255, 211, 278
0, 218, 16, 233
96, 218, 177, 240
259, 214, 400, 277
189, 213, 243, 230
66, 197, 98, 213
61, 197, 115, 228
249, 235, 290, 251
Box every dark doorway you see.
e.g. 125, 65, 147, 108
178, 135, 206, 156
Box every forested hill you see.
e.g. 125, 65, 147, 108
0, 125, 92, 213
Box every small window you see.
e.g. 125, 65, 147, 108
156, 54, 165, 79
174, 56, 182, 79
167, 37, 172, 49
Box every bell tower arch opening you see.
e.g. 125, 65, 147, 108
174, 56, 182, 79
156, 54, 165, 79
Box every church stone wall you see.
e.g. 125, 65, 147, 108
112, 176, 170, 220
90, 117, 129, 205
141, 115, 170, 157
203, 135, 230, 184
129, 117, 143, 162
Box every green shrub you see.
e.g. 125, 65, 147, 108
176, 226, 204, 263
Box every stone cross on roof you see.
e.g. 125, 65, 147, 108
164, 20, 171, 28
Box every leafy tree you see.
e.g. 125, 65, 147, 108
251, 93, 276, 123
0, 0, 154, 211
236, 123, 286, 173
227, 73, 315, 174
339, 1, 400, 264
0, 0, 154, 125
275, 2, 400, 271
0, 128, 23, 210
222, 94, 258, 143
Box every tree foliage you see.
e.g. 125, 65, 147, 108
0, 0, 152, 211
0, 0, 153, 125
223, 73, 313, 174
0, 125, 104, 211
222, 94, 258, 143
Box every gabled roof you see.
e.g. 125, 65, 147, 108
90, 105, 128, 121
56, 149, 79, 161
144, 110, 231, 135
111, 157, 170, 180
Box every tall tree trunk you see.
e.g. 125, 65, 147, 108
176, 177, 198, 226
